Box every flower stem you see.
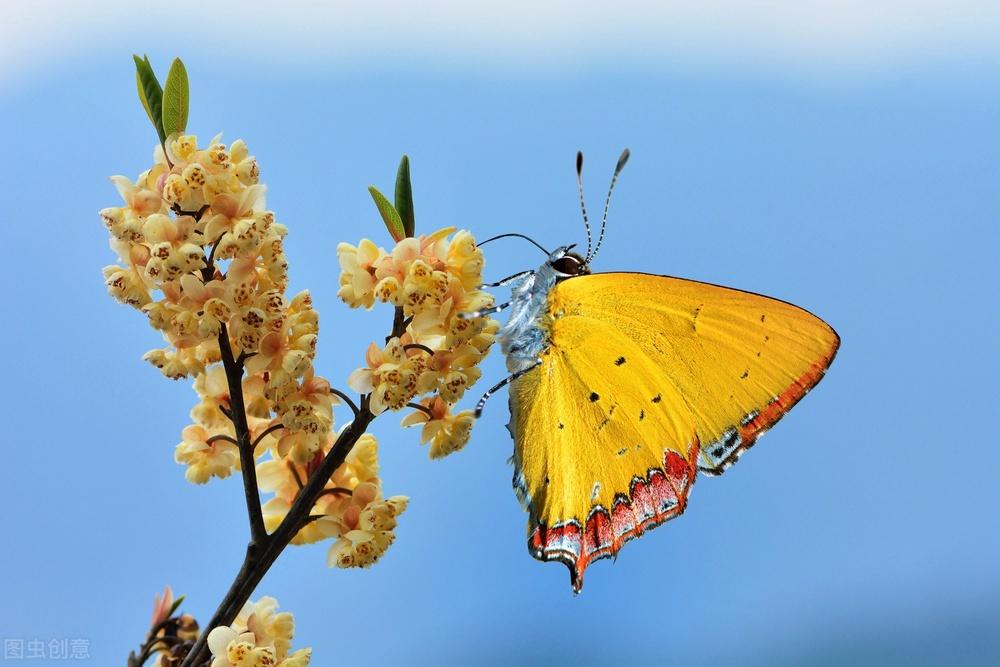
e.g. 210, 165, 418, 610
405, 401, 435, 418
330, 388, 360, 417
217, 324, 268, 548
251, 423, 284, 449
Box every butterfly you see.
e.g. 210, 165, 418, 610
471, 149, 839, 592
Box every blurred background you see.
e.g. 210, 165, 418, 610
2, 1, 999, 665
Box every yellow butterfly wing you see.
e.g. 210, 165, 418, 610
508, 272, 839, 591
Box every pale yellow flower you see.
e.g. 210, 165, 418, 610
168, 134, 199, 163
110, 174, 165, 220
207, 597, 311, 667
326, 527, 395, 569
174, 424, 238, 483
416, 344, 485, 403
336, 239, 386, 308
347, 338, 426, 414
103, 258, 152, 309
446, 229, 485, 290
402, 396, 476, 459
203, 184, 267, 245
144, 347, 204, 380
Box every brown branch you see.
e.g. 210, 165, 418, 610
403, 343, 435, 356
386, 306, 406, 343
175, 276, 394, 667
206, 434, 238, 446
178, 407, 376, 667
217, 323, 268, 548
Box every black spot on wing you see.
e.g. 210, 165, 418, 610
615, 356, 626, 366
651, 394, 662, 403
589, 392, 600, 402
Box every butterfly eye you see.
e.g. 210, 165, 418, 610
551, 256, 586, 276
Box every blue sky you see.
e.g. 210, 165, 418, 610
1, 3, 999, 666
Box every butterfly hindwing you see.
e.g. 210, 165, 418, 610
508, 272, 838, 590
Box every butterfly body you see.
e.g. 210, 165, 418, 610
496, 250, 838, 593
497, 246, 579, 375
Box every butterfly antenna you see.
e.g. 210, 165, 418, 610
477, 233, 551, 256
589, 148, 630, 263
577, 151, 593, 261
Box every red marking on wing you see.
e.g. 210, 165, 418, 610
709, 345, 838, 473
528, 442, 700, 593
742, 358, 829, 442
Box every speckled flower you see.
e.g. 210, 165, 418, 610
174, 424, 239, 483
401, 396, 476, 459
326, 496, 408, 569
337, 239, 386, 308
207, 597, 311, 667
347, 338, 427, 414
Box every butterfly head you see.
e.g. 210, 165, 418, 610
548, 245, 590, 278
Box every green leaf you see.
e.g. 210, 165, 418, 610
161, 58, 190, 137
133, 55, 165, 142
394, 155, 414, 237
166, 595, 185, 618
369, 186, 406, 242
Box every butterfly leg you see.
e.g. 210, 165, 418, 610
458, 302, 511, 319
480, 270, 532, 288
474, 358, 542, 418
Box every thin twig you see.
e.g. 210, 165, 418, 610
406, 402, 434, 418
318, 486, 353, 498
330, 388, 360, 417
403, 343, 435, 356
252, 423, 284, 449
206, 434, 239, 446
386, 306, 406, 343
206, 233, 226, 270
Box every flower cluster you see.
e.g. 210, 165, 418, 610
257, 432, 408, 568
339, 228, 496, 458
207, 597, 310, 667
101, 135, 337, 486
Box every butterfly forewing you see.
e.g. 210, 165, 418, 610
508, 271, 838, 590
